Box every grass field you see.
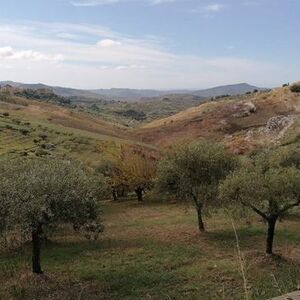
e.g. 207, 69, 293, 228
1, 200, 299, 300
0, 99, 158, 167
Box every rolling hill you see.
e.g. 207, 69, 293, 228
134, 86, 300, 153
1, 83, 298, 159
192, 83, 264, 98
0, 81, 263, 102
0, 89, 158, 167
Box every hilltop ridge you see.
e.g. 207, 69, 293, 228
134, 85, 300, 153
0, 81, 263, 102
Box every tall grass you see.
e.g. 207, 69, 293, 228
232, 219, 250, 300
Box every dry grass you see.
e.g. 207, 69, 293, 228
134, 87, 300, 151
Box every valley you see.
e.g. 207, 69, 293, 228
0, 82, 299, 300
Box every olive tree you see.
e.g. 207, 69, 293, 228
0, 158, 107, 274
157, 141, 237, 232
219, 146, 300, 255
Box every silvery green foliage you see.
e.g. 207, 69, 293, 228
219, 146, 300, 219
157, 141, 237, 209
82, 222, 105, 241
0, 158, 108, 236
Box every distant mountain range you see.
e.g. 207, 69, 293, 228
0, 81, 264, 101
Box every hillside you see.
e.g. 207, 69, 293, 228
83, 93, 206, 126
0, 81, 105, 100
0, 81, 263, 102
0, 90, 158, 167
192, 83, 264, 98
134, 86, 300, 153
1, 84, 299, 158
0, 85, 206, 127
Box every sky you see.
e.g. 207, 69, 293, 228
0, 0, 299, 89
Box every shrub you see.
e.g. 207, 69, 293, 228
38, 133, 48, 140
19, 129, 30, 136
290, 84, 300, 93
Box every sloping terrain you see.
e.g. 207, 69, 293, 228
134, 86, 300, 153
1, 84, 299, 159
0, 84, 206, 127
83, 93, 206, 126
192, 83, 264, 98
0, 92, 158, 167
1, 81, 262, 102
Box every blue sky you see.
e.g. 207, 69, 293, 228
0, 0, 299, 89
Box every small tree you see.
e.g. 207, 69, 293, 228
219, 147, 300, 255
157, 141, 237, 232
0, 158, 107, 274
122, 154, 157, 202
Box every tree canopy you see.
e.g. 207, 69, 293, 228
219, 146, 300, 254
0, 158, 108, 273
157, 141, 237, 232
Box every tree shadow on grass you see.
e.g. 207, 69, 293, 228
207, 226, 266, 250
0, 236, 150, 274
207, 225, 300, 254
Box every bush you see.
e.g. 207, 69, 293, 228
38, 133, 48, 140
290, 84, 300, 93
19, 129, 30, 136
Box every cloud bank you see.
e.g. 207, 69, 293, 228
0, 21, 285, 89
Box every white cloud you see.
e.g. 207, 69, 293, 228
70, 0, 177, 6
0, 46, 13, 57
0, 46, 63, 62
115, 65, 127, 70
70, 0, 119, 6
97, 39, 121, 47
114, 64, 145, 70
191, 3, 225, 14
0, 21, 289, 89
150, 0, 176, 5
205, 4, 224, 12
56, 32, 79, 40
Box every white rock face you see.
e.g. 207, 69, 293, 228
265, 115, 294, 132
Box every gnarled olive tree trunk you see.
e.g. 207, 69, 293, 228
266, 216, 278, 255
135, 187, 144, 202
196, 205, 205, 232
192, 194, 205, 232
32, 223, 43, 274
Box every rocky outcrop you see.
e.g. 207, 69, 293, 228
265, 115, 294, 132
232, 101, 256, 118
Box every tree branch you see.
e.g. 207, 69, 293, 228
279, 200, 300, 214
241, 201, 269, 220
